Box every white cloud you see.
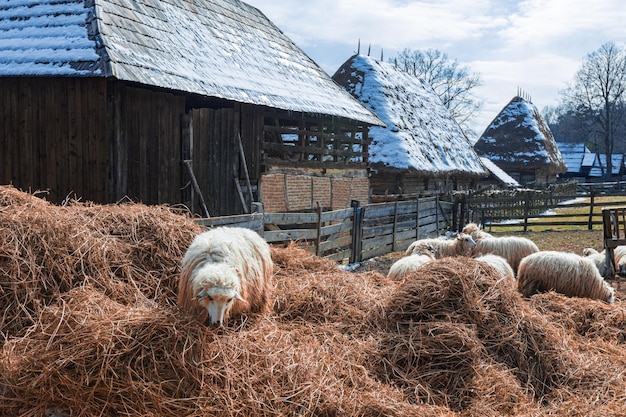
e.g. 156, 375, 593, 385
246, 0, 626, 137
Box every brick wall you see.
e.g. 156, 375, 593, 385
259, 167, 369, 213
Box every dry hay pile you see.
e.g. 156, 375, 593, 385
1, 185, 626, 416
0, 185, 203, 340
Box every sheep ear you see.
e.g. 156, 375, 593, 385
234, 292, 245, 302
196, 289, 207, 299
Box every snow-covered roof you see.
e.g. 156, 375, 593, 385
479, 157, 520, 187
474, 96, 566, 173
582, 152, 598, 168
332, 54, 486, 177
588, 154, 624, 177
0, 0, 383, 126
556, 142, 589, 174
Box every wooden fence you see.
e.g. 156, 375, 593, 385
195, 196, 453, 263
466, 191, 626, 232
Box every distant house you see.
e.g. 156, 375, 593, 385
0, 0, 383, 216
332, 54, 487, 197
588, 154, 626, 179
581, 152, 600, 178
556, 142, 589, 178
474, 96, 566, 186
476, 157, 520, 189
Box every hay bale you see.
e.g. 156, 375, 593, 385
3, 186, 626, 416
530, 292, 626, 343
0, 285, 450, 417
0, 186, 202, 340
272, 244, 392, 329
377, 258, 577, 407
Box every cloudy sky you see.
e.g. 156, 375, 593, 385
244, 0, 626, 138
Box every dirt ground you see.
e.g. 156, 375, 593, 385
355, 229, 626, 299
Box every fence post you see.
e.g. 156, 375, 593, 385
315, 201, 322, 256
392, 200, 398, 252
466, 190, 472, 225
523, 193, 530, 232
452, 196, 459, 231
588, 188, 595, 230
350, 200, 363, 264
415, 197, 420, 240
435, 195, 440, 236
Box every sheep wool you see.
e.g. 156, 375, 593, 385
461, 222, 494, 240
472, 235, 539, 273
178, 227, 274, 325
582, 247, 608, 277
406, 233, 476, 258
517, 251, 615, 303
387, 253, 434, 280
475, 254, 515, 283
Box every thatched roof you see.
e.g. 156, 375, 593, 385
474, 96, 566, 173
332, 54, 487, 177
0, 0, 382, 125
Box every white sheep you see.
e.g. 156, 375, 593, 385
583, 246, 626, 278
406, 233, 476, 258
461, 222, 494, 240
582, 247, 608, 277
475, 254, 515, 283
178, 227, 274, 326
613, 246, 626, 276
517, 251, 615, 303
387, 253, 435, 280
471, 235, 539, 273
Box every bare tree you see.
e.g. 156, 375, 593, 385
562, 42, 626, 178
392, 48, 483, 137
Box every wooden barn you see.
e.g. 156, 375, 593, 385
0, 0, 383, 216
474, 95, 566, 186
332, 54, 487, 198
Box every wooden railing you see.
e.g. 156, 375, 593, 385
194, 196, 453, 263
466, 191, 626, 232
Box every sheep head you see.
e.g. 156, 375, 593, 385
192, 263, 246, 326
457, 233, 476, 254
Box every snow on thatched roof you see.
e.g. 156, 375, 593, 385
474, 96, 566, 173
0, 0, 382, 125
479, 157, 520, 188
332, 54, 486, 177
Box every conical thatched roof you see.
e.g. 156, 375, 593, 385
474, 96, 566, 173
332, 54, 486, 177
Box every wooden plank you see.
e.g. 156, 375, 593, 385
263, 229, 318, 242
318, 235, 352, 252
68, 79, 82, 199
194, 213, 263, 232
319, 220, 353, 237
362, 223, 394, 239
264, 212, 319, 224
320, 207, 354, 222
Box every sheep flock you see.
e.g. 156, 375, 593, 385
1, 185, 626, 417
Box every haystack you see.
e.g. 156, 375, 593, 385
2, 186, 626, 416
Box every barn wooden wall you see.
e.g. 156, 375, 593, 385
0, 77, 109, 203
110, 84, 185, 206
190, 107, 241, 217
